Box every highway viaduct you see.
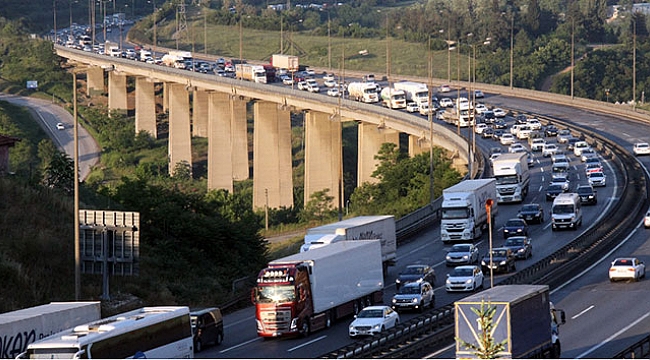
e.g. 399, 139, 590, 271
55, 45, 470, 210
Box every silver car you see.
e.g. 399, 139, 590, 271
445, 265, 484, 292
445, 243, 479, 266
390, 281, 434, 313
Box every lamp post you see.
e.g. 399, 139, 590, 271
571, 17, 574, 99
72, 70, 81, 301
633, 14, 637, 109
428, 36, 435, 203
486, 199, 494, 288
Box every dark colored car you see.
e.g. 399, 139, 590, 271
492, 119, 507, 129
492, 129, 505, 141
190, 307, 224, 352
482, 111, 496, 124
576, 184, 598, 205
567, 137, 580, 150
518, 203, 545, 224
515, 114, 528, 124
545, 184, 565, 201
481, 247, 516, 273
545, 125, 559, 137
503, 218, 529, 238
482, 127, 494, 138
503, 236, 533, 259
395, 264, 436, 290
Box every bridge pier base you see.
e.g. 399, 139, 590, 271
135, 77, 157, 138
304, 111, 342, 209
168, 83, 192, 176
358, 122, 399, 185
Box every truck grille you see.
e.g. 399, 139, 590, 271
498, 187, 516, 195
261, 309, 292, 331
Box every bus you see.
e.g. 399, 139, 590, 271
17, 306, 193, 359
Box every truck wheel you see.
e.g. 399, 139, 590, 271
550, 341, 561, 358
300, 318, 311, 337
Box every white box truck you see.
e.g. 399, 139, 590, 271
0, 302, 101, 358
492, 152, 530, 203
347, 82, 379, 103
455, 285, 566, 358
235, 64, 267, 83
300, 215, 397, 274
161, 50, 192, 69
441, 179, 498, 243
252, 240, 384, 338
394, 81, 429, 107
271, 54, 299, 71
380, 87, 407, 109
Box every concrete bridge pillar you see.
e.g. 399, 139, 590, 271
358, 122, 399, 185
409, 134, 427, 157
108, 72, 128, 114
193, 90, 209, 137
231, 97, 249, 181
86, 67, 104, 96
253, 101, 293, 210
207, 92, 234, 192
304, 111, 341, 209
162, 82, 169, 112
168, 83, 192, 176
135, 77, 157, 138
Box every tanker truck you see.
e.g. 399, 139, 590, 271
252, 240, 384, 338
347, 82, 379, 103
380, 87, 407, 109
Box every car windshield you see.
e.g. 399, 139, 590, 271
492, 250, 507, 257
505, 238, 524, 246
577, 187, 592, 195
505, 220, 523, 227
398, 285, 421, 295
442, 207, 469, 219
358, 309, 383, 318
552, 204, 575, 214
451, 268, 473, 277
589, 173, 604, 178
521, 205, 538, 212
452, 245, 471, 252
404, 266, 425, 275
548, 184, 563, 191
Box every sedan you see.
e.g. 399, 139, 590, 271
503, 218, 529, 238
557, 129, 573, 143
500, 133, 516, 146
326, 87, 340, 97
282, 76, 295, 85
492, 129, 505, 141
493, 108, 507, 118
545, 184, 566, 201
56, 122, 65, 130
633, 142, 650, 156
481, 247, 516, 273
474, 90, 485, 98
542, 143, 559, 157
391, 281, 434, 312
609, 258, 646, 282
445, 265, 484, 292
475, 103, 488, 114
509, 143, 526, 153
492, 119, 507, 129
406, 102, 419, 113
585, 162, 603, 174
576, 184, 597, 205
446, 243, 480, 266
503, 236, 533, 259
515, 114, 528, 124
349, 306, 400, 337
518, 203, 544, 224
439, 97, 454, 107
482, 128, 494, 139
580, 148, 597, 162
545, 125, 559, 137
395, 264, 436, 290
439, 84, 451, 93
587, 171, 607, 187
551, 175, 570, 191
323, 73, 335, 81
323, 79, 337, 88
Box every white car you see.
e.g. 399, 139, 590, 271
509, 143, 526, 153
439, 84, 451, 93
530, 138, 546, 152
349, 306, 400, 337
542, 143, 559, 157
419, 102, 431, 116
56, 122, 65, 130
526, 119, 542, 130
587, 171, 607, 187
474, 90, 485, 98
493, 108, 507, 118
550, 176, 570, 191
324, 79, 337, 88
445, 265, 484, 292
557, 129, 573, 143
297, 81, 308, 90
609, 258, 646, 281
439, 98, 454, 107
645, 210, 650, 228
474, 104, 488, 114
326, 87, 340, 97
323, 73, 335, 81
633, 142, 650, 156
474, 123, 489, 134
500, 133, 516, 146
282, 76, 295, 85
406, 102, 419, 113
573, 141, 590, 157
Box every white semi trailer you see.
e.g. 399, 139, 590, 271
441, 179, 498, 243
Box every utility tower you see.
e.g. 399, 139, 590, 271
175, 1, 189, 49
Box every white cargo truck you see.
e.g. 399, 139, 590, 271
492, 152, 530, 203
380, 87, 407, 109
301, 215, 397, 274
271, 54, 299, 71
235, 64, 267, 83
441, 179, 498, 243
161, 50, 192, 69
394, 81, 429, 107
0, 302, 101, 358
253, 240, 384, 337
455, 285, 566, 358
347, 82, 379, 103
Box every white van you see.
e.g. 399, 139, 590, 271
552, 193, 582, 230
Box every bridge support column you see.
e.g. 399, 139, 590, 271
409, 134, 427, 156
253, 101, 293, 210
108, 72, 128, 114
304, 111, 341, 209
135, 77, 157, 138
86, 67, 104, 96
207, 92, 234, 192
231, 97, 248, 181
162, 82, 169, 112
193, 89, 209, 137
358, 122, 399, 185
168, 83, 192, 176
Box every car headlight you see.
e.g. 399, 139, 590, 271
395, 279, 401, 284
481, 260, 486, 265
349, 325, 354, 331
412, 297, 419, 303
392, 298, 397, 304
462, 255, 469, 260
446, 278, 451, 284
372, 324, 381, 330
504, 229, 509, 233
517, 248, 525, 253
500, 260, 506, 265
516, 229, 523, 233
465, 279, 473, 284
446, 255, 451, 260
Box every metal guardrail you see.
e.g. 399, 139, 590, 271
321, 112, 648, 359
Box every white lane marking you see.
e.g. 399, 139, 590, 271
224, 316, 255, 329
287, 335, 327, 352
424, 343, 455, 358
576, 311, 650, 359
571, 305, 594, 319
219, 337, 262, 353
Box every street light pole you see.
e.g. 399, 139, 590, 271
73, 70, 81, 301
633, 15, 637, 109
486, 199, 494, 288
571, 17, 574, 99
509, 14, 514, 89
428, 37, 435, 203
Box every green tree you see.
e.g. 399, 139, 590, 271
456, 299, 508, 359
300, 188, 336, 224
41, 151, 74, 194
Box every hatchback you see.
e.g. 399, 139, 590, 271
518, 203, 544, 224
445, 265, 484, 292
445, 243, 480, 266
587, 171, 606, 187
